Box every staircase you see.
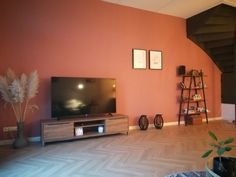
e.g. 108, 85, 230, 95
187, 4, 236, 124
187, 4, 236, 74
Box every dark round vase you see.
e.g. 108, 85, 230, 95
138, 115, 149, 130
154, 114, 164, 129
13, 122, 28, 149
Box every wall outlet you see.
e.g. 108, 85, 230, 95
3, 126, 17, 132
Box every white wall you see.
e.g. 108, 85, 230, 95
221, 103, 235, 122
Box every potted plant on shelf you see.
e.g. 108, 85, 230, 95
0, 69, 39, 148
202, 130, 236, 177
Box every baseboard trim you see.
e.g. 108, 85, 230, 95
0, 139, 13, 146
129, 116, 222, 130
0, 117, 222, 146
0, 136, 41, 146
28, 136, 41, 142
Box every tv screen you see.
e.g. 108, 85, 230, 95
51, 77, 116, 118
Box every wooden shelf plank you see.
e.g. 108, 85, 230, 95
75, 123, 105, 128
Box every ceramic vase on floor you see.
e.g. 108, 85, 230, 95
13, 122, 28, 149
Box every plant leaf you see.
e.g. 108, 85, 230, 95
9, 79, 24, 103
202, 149, 213, 158
0, 76, 12, 103
26, 70, 39, 99
6, 68, 16, 83
20, 73, 27, 89
225, 146, 232, 151
209, 143, 218, 148
224, 137, 234, 145
208, 131, 217, 141
217, 148, 225, 156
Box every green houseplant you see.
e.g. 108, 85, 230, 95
202, 130, 235, 177
0, 69, 39, 148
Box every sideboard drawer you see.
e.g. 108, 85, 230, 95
43, 122, 74, 140
106, 117, 128, 133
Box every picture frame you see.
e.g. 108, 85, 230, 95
132, 49, 147, 69
149, 50, 162, 70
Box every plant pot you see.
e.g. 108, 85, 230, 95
212, 157, 236, 177
206, 157, 236, 177
206, 158, 221, 177
13, 122, 28, 149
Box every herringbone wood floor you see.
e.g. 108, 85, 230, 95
0, 120, 236, 177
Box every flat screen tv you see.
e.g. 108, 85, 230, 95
51, 77, 116, 119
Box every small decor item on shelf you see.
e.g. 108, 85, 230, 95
138, 115, 149, 130
75, 127, 83, 136
98, 126, 104, 133
179, 82, 186, 89
0, 69, 39, 148
183, 108, 195, 114
177, 65, 186, 75
153, 114, 164, 129
197, 107, 210, 113
197, 107, 204, 112
184, 115, 202, 125
192, 94, 201, 101
189, 69, 200, 76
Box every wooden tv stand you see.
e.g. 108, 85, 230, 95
40, 114, 129, 146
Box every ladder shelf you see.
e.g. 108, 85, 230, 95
178, 70, 208, 125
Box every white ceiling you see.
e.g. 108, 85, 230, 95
102, 0, 236, 19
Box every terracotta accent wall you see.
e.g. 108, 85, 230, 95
0, 0, 221, 139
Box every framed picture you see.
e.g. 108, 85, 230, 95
149, 50, 162, 69
132, 49, 147, 69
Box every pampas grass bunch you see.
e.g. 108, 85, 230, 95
0, 69, 39, 123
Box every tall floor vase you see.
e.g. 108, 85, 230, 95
13, 122, 28, 149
